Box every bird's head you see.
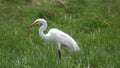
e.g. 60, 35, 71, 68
28, 18, 46, 28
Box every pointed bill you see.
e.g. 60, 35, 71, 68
28, 22, 36, 28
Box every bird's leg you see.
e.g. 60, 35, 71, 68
57, 43, 61, 59
58, 50, 61, 59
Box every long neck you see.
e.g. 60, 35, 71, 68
39, 21, 47, 40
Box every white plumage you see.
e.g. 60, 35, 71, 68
46, 28, 80, 51
29, 18, 80, 58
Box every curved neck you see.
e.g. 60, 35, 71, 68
39, 21, 47, 40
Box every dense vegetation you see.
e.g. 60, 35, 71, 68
0, 0, 120, 68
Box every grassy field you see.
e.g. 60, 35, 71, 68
0, 0, 120, 68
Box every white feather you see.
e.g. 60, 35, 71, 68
46, 28, 80, 51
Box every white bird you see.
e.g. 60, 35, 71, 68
28, 18, 80, 59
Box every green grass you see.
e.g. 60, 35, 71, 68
0, 0, 120, 68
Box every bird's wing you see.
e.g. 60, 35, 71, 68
48, 28, 80, 51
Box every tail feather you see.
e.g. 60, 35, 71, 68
67, 42, 80, 52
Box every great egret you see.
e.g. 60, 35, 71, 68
28, 18, 80, 59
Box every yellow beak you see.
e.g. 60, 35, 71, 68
28, 22, 36, 28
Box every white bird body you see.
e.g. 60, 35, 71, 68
29, 18, 80, 58
45, 28, 80, 51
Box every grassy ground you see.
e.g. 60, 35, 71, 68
0, 0, 120, 68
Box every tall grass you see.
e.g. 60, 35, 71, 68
0, 0, 120, 68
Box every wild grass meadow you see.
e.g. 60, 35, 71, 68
0, 0, 120, 68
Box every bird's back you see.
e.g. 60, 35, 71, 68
47, 28, 80, 51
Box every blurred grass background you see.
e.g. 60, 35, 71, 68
0, 0, 120, 68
